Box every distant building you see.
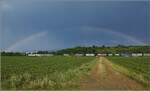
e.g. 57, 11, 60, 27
28, 54, 36, 56
39, 54, 54, 56
132, 53, 143, 57
115, 53, 120, 56
75, 54, 84, 56
108, 53, 113, 56
143, 53, 150, 56
85, 54, 95, 56
63, 54, 70, 56
28, 53, 54, 56
97, 53, 107, 57
35, 54, 40, 56
121, 53, 131, 57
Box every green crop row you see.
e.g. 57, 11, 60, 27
107, 56, 150, 88
1, 56, 96, 90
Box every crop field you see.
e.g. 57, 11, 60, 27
1, 56, 150, 90
107, 57, 150, 87
1, 56, 96, 90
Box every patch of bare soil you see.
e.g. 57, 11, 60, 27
80, 57, 145, 90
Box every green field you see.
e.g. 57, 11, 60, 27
1, 56, 150, 89
107, 57, 150, 86
1, 56, 96, 90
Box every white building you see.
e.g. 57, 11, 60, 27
75, 54, 84, 56
115, 54, 120, 56
28, 54, 54, 57
121, 53, 131, 57
28, 54, 36, 56
39, 54, 54, 56
85, 54, 95, 56
108, 53, 113, 56
97, 53, 107, 56
132, 53, 143, 57
63, 54, 70, 56
143, 53, 150, 56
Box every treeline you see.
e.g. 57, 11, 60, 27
1, 52, 26, 56
1, 45, 150, 56
54, 45, 150, 55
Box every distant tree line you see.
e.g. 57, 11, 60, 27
1, 45, 150, 56
54, 45, 150, 55
1, 52, 26, 56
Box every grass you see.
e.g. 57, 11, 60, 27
107, 56, 150, 88
1, 56, 96, 90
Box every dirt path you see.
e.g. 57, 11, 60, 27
80, 57, 145, 90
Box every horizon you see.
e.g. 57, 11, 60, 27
1, 0, 150, 52
1, 44, 149, 52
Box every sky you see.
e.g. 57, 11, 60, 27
0, 0, 150, 51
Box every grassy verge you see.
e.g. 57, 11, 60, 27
107, 57, 150, 89
1, 56, 96, 90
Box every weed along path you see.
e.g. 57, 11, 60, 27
80, 57, 144, 90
